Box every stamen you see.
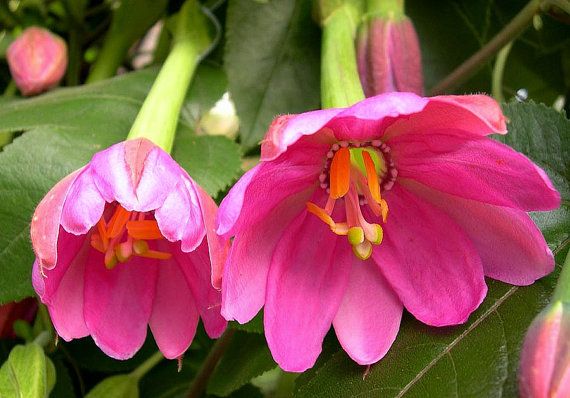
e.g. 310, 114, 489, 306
306, 202, 349, 235
352, 241, 372, 260
139, 250, 172, 260
126, 220, 164, 240
362, 151, 381, 204
108, 206, 131, 238
96, 218, 109, 250
329, 147, 351, 199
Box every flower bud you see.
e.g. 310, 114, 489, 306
0, 298, 38, 338
198, 92, 239, 139
519, 301, 570, 398
357, 10, 423, 96
7, 27, 68, 96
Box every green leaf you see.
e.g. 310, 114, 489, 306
0, 343, 56, 398
230, 311, 264, 334
207, 331, 276, 397
0, 68, 241, 303
225, 0, 321, 149
294, 101, 570, 397
85, 375, 139, 398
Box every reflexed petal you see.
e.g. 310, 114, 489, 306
264, 213, 351, 372
333, 260, 403, 365
84, 253, 158, 360
372, 185, 486, 326
61, 169, 105, 235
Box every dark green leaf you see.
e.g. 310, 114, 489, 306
294, 101, 570, 397
207, 331, 275, 397
225, 0, 321, 149
230, 311, 264, 334
0, 68, 241, 303
0, 343, 55, 398
85, 375, 138, 398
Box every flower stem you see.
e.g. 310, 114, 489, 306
126, 0, 211, 153
491, 41, 513, 103
430, 0, 542, 95
552, 248, 570, 303
186, 329, 236, 398
320, 1, 365, 109
130, 351, 164, 380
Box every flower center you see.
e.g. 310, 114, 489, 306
90, 204, 171, 269
306, 141, 395, 260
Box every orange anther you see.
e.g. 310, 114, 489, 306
139, 250, 172, 260
329, 147, 351, 199
362, 151, 381, 204
126, 220, 164, 240
96, 218, 109, 249
108, 206, 131, 238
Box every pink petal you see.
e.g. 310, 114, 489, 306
328, 92, 429, 142
84, 254, 158, 360
402, 179, 554, 285
31, 168, 83, 269
391, 17, 423, 94
260, 111, 342, 161
384, 94, 506, 141
217, 149, 321, 238
393, 135, 560, 211
369, 19, 394, 94
171, 241, 227, 339
221, 187, 313, 324
149, 257, 199, 359
192, 180, 227, 289
372, 184, 487, 326
264, 212, 351, 372
333, 260, 403, 365
60, 168, 105, 235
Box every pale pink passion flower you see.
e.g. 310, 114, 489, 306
7, 27, 68, 96
31, 138, 227, 360
217, 92, 560, 372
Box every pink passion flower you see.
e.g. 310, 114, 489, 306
31, 138, 227, 360
217, 92, 561, 372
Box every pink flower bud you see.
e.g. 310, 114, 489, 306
357, 14, 423, 96
0, 298, 38, 338
519, 301, 570, 398
7, 27, 68, 96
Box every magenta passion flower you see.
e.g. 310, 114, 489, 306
217, 92, 560, 372
31, 138, 227, 360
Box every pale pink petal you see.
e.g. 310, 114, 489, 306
149, 257, 199, 359
393, 135, 560, 211
84, 254, 158, 360
384, 95, 506, 141
333, 260, 403, 365
372, 185, 487, 326
402, 179, 554, 285
90, 142, 138, 210
328, 92, 428, 143
264, 213, 351, 372
192, 180, 227, 289
171, 241, 226, 338
60, 169, 105, 235
217, 149, 321, 238
261, 111, 342, 161
30, 168, 83, 269
221, 188, 313, 324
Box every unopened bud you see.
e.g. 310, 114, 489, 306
198, 93, 240, 139
7, 27, 68, 96
357, 10, 423, 96
519, 301, 570, 398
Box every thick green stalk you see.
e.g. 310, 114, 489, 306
130, 351, 164, 380
321, 1, 365, 108
430, 0, 541, 95
366, 0, 404, 19
126, 0, 211, 153
552, 249, 570, 303
491, 41, 513, 103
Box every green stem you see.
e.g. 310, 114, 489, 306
430, 0, 541, 95
186, 329, 235, 398
3, 80, 17, 97
130, 351, 164, 380
542, 0, 570, 15
491, 41, 513, 103
366, 0, 404, 19
127, 0, 210, 152
33, 331, 51, 348
86, 33, 130, 83
321, 2, 365, 108
552, 248, 570, 303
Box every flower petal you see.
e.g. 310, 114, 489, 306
61, 168, 105, 235
373, 184, 487, 326
333, 260, 403, 365
393, 135, 560, 211
221, 188, 312, 324
31, 168, 83, 269
391, 17, 423, 94
149, 257, 199, 359
171, 241, 227, 339
84, 254, 158, 360
402, 179, 555, 285
264, 212, 351, 372
217, 149, 320, 238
